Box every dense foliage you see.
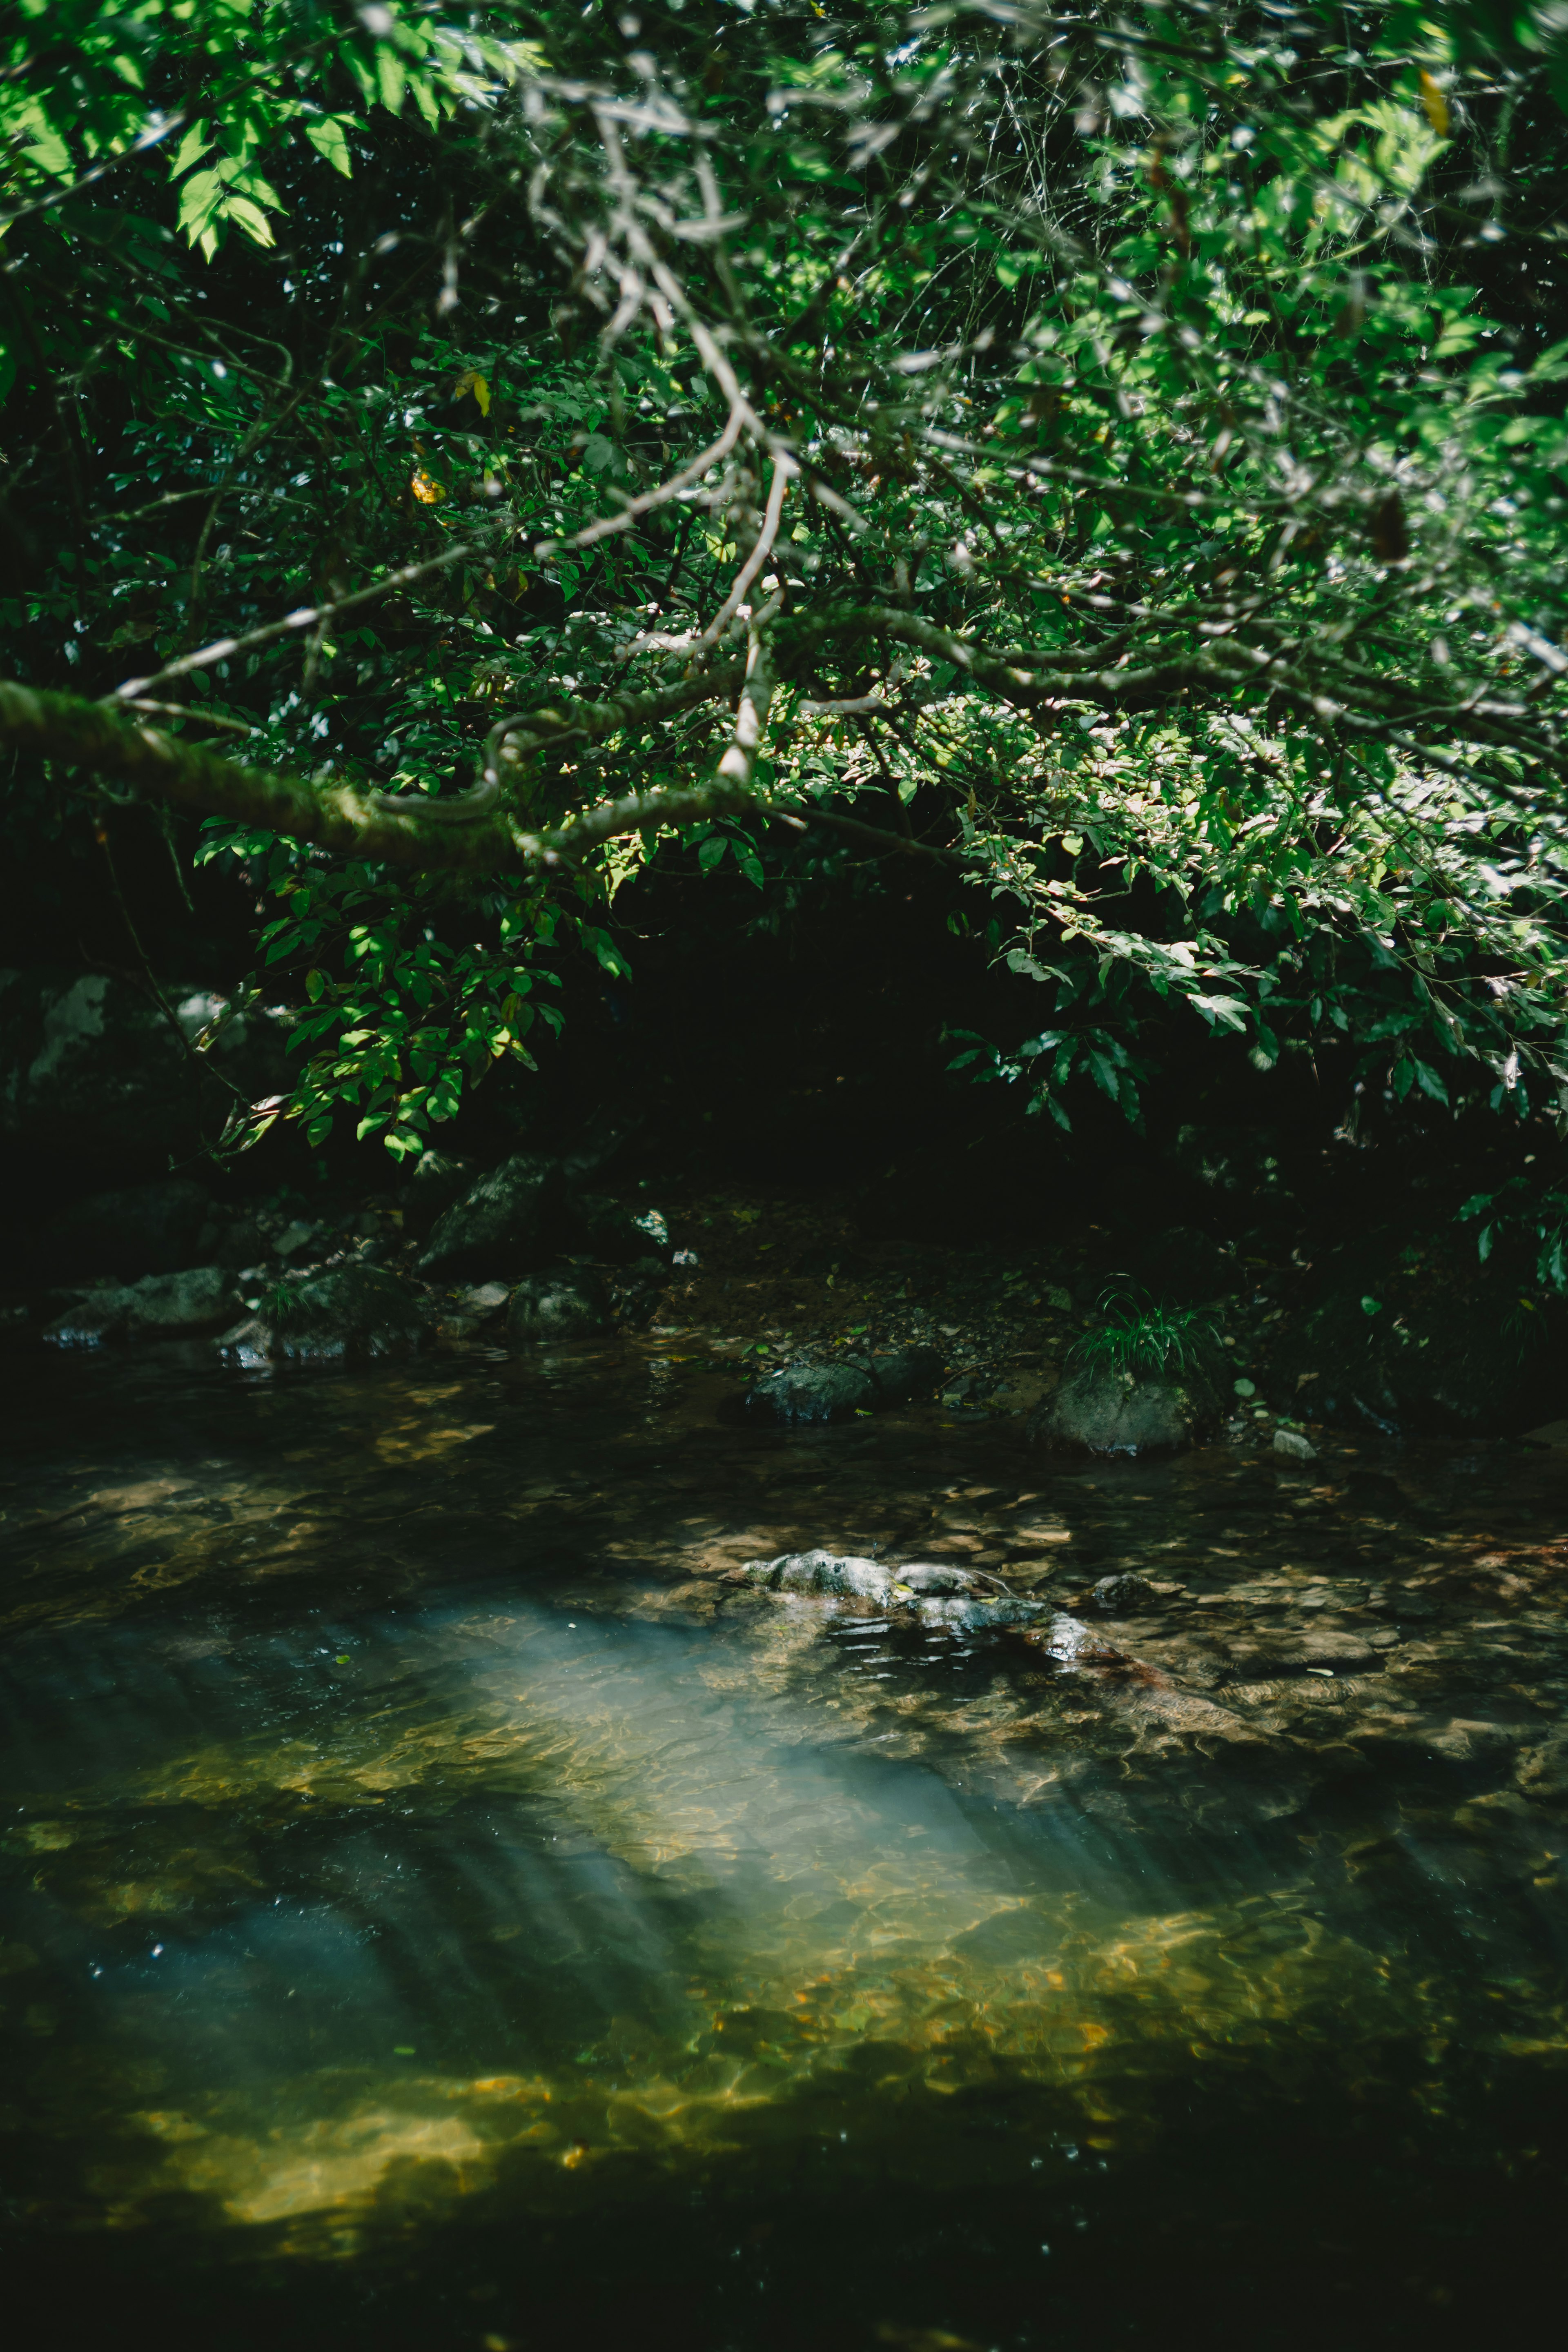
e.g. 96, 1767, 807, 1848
4, 1, 1568, 1178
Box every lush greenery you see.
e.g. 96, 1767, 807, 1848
4, 1, 1568, 1178
1068, 1285, 1219, 1380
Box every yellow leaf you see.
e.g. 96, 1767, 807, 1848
1418, 69, 1449, 138
411, 468, 445, 505
453, 368, 491, 416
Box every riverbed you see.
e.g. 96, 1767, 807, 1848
2, 1329, 1565, 2348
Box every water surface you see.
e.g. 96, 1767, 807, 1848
2, 1332, 1566, 2348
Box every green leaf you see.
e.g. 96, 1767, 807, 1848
169, 120, 213, 178
304, 116, 355, 177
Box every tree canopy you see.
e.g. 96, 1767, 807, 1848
4, 1, 1568, 1172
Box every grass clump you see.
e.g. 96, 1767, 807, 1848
1068, 1284, 1220, 1380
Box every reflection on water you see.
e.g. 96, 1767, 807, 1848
2, 1335, 1567, 2345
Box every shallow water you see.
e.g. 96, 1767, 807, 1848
2, 1330, 1567, 2348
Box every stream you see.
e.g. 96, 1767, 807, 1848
2, 1328, 1566, 2348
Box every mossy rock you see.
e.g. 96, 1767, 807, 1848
1037, 1363, 1220, 1454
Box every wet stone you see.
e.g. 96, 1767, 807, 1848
416, 1151, 562, 1283
218, 1264, 430, 1364
44, 1264, 241, 1347
1039, 1363, 1220, 1454
737, 1549, 1044, 1626
747, 1362, 875, 1423
506, 1269, 611, 1345
1091, 1572, 1158, 1615
746, 1343, 943, 1425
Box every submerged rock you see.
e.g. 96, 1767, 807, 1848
1091, 1572, 1157, 1614
746, 1344, 944, 1425
1038, 1363, 1219, 1454
506, 1268, 611, 1344
416, 1152, 561, 1283
44, 1263, 242, 1346
218, 1265, 430, 1365
737, 1549, 1043, 1626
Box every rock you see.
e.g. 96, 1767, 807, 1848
1517, 1733, 1568, 1805
274, 1219, 319, 1261
746, 1548, 892, 1599
1, 968, 290, 1178
505, 1268, 611, 1344
219, 1265, 430, 1364
401, 1151, 474, 1243
1039, 1363, 1219, 1454
126, 1265, 243, 1333
44, 1264, 241, 1346
458, 1282, 511, 1317
746, 1343, 944, 1425
1091, 1572, 1156, 1614
32, 1176, 213, 1281
737, 1550, 1042, 1626
748, 1360, 875, 1423
416, 1153, 561, 1283
566, 1194, 673, 1264
1274, 1427, 1318, 1461
214, 1216, 266, 1271
631, 1206, 669, 1254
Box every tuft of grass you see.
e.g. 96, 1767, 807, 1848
260, 1277, 303, 1321
1068, 1282, 1220, 1380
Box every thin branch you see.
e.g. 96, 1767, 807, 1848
110, 539, 487, 703
698, 451, 795, 647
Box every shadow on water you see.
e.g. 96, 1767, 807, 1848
2, 1336, 1567, 2346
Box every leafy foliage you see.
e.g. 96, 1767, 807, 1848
1068, 1284, 1220, 1379
4, 1, 1568, 1164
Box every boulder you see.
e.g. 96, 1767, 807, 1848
1, 968, 290, 1178
33, 1176, 213, 1280
748, 1360, 875, 1423
565, 1194, 672, 1264
506, 1268, 611, 1344
1039, 1363, 1219, 1454
44, 1264, 241, 1347
416, 1153, 562, 1282
401, 1150, 475, 1243
218, 1265, 430, 1365
746, 1344, 943, 1425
